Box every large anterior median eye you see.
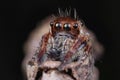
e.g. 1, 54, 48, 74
55, 22, 62, 29
64, 23, 71, 31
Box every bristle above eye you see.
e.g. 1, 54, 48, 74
57, 8, 79, 20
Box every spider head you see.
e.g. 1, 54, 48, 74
50, 17, 83, 38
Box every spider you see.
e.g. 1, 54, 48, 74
37, 12, 91, 65
26, 9, 102, 80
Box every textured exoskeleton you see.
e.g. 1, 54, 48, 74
25, 9, 103, 80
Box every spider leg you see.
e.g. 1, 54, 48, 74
37, 32, 51, 62
26, 60, 38, 80
58, 35, 90, 70
26, 32, 51, 80
65, 35, 89, 61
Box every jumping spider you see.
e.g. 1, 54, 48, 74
26, 9, 102, 80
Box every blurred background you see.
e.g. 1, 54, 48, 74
0, 0, 120, 80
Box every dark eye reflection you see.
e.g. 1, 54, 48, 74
73, 23, 78, 29
50, 22, 54, 27
55, 22, 62, 30
64, 23, 71, 31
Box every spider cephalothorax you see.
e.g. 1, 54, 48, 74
50, 17, 82, 38
33, 9, 91, 65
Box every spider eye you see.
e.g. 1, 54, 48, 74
73, 23, 78, 29
64, 23, 71, 31
80, 19, 85, 26
55, 22, 62, 29
50, 22, 54, 27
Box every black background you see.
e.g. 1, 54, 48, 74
0, 0, 120, 80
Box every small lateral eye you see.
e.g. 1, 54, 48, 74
80, 19, 85, 26
64, 23, 71, 31
73, 23, 78, 29
50, 22, 54, 27
55, 22, 62, 29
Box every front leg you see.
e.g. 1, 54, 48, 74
26, 32, 51, 80
26, 58, 38, 80
37, 32, 51, 62
58, 35, 90, 70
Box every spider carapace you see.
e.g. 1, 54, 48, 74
37, 16, 91, 68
